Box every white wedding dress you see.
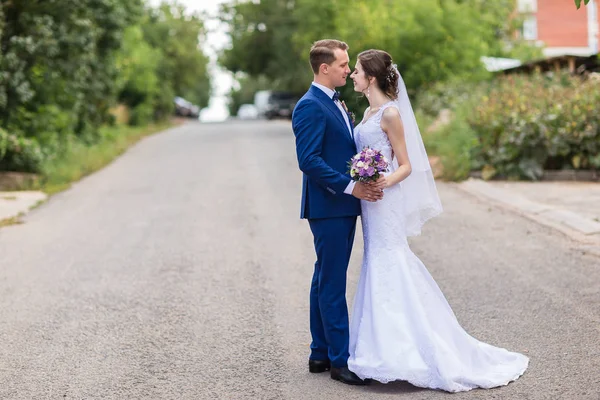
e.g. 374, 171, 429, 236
347, 102, 529, 392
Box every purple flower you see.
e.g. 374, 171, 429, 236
348, 147, 389, 182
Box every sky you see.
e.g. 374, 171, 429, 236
148, 0, 233, 121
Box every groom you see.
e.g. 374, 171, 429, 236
292, 39, 382, 385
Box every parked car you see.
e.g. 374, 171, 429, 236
174, 97, 200, 119
237, 104, 259, 120
254, 90, 299, 120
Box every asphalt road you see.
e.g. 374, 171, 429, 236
0, 120, 598, 400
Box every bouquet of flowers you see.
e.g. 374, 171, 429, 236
348, 147, 389, 183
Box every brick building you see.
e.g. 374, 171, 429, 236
518, 0, 599, 56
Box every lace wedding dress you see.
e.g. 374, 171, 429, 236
347, 102, 529, 392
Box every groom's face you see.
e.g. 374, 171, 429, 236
326, 49, 351, 88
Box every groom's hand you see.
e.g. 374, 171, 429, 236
352, 182, 384, 202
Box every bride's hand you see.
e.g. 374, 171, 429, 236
369, 176, 388, 191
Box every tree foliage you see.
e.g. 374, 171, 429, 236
0, 0, 211, 172
219, 0, 542, 108
1, 0, 144, 140
118, 3, 211, 125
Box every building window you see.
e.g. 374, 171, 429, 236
517, 0, 537, 13
523, 16, 538, 40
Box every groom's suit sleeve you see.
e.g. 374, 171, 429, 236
293, 100, 352, 196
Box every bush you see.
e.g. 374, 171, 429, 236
416, 79, 488, 119
421, 108, 478, 181
468, 73, 600, 180
0, 129, 45, 173
130, 102, 156, 126
418, 73, 600, 181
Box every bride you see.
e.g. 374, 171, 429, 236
346, 49, 529, 392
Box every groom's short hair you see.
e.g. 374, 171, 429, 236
310, 39, 349, 74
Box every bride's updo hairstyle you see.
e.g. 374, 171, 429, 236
357, 49, 399, 100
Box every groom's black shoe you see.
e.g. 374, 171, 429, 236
308, 359, 331, 373
330, 367, 370, 386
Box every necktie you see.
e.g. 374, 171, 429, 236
332, 91, 340, 102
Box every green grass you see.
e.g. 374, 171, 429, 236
40, 121, 175, 194
0, 194, 48, 229
0, 214, 24, 227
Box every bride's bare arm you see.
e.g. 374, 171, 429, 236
378, 107, 412, 188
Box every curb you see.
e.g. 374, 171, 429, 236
0, 191, 47, 225
456, 179, 600, 255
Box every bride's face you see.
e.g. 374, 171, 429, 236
350, 61, 371, 94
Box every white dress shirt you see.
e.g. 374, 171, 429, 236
311, 82, 356, 196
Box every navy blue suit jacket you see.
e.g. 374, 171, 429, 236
292, 85, 360, 219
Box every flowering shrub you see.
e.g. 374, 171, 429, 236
468, 73, 600, 180
418, 73, 600, 180
0, 129, 45, 173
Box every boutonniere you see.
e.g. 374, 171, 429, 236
341, 100, 356, 124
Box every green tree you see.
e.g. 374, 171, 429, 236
0, 0, 144, 139
220, 0, 304, 93
336, 0, 491, 90
142, 3, 211, 109
116, 24, 164, 124
218, 0, 541, 108
461, 0, 543, 62
116, 2, 213, 125
0, 0, 212, 172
